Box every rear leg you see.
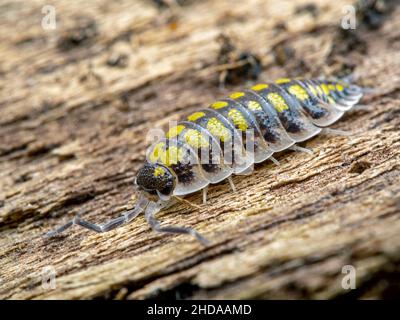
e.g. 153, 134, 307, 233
269, 155, 280, 166
350, 104, 372, 112
202, 186, 208, 205
289, 144, 314, 155
321, 127, 352, 136
227, 176, 236, 192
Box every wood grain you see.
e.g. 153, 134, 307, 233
0, 0, 399, 299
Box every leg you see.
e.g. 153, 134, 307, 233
218, 70, 227, 90
202, 186, 208, 205
46, 212, 128, 237
173, 196, 202, 209
351, 104, 371, 112
289, 144, 314, 155
360, 87, 381, 94
321, 127, 352, 136
45, 196, 148, 237
269, 156, 280, 166
227, 176, 236, 192
145, 201, 210, 246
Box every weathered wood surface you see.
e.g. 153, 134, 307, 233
0, 0, 399, 299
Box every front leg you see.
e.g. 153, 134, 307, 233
45, 197, 148, 237
144, 201, 210, 246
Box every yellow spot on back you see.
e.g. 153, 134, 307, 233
188, 111, 205, 122
229, 92, 245, 99
149, 142, 165, 163
206, 117, 231, 142
328, 84, 336, 91
228, 109, 248, 131
275, 78, 291, 84
321, 84, 330, 95
267, 93, 289, 112
166, 125, 185, 138
154, 166, 165, 177
288, 84, 309, 101
248, 100, 262, 111
336, 84, 344, 91
251, 83, 269, 91
211, 101, 228, 109
160, 146, 184, 166
184, 129, 209, 148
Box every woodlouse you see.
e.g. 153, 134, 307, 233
46, 77, 364, 245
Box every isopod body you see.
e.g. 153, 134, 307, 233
141, 78, 362, 197
47, 77, 364, 245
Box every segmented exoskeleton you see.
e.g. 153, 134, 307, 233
46, 78, 364, 245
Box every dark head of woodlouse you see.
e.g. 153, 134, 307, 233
135, 163, 176, 200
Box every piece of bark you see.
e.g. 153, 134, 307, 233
0, 0, 399, 300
